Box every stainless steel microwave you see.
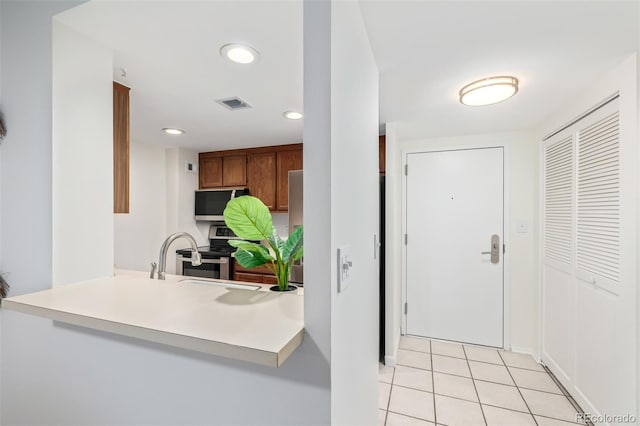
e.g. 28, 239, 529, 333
195, 188, 249, 221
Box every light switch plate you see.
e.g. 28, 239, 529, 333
516, 220, 529, 233
185, 161, 198, 174
337, 246, 353, 292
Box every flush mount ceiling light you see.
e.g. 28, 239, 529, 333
162, 128, 185, 135
459, 76, 519, 106
282, 111, 303, 120
220, 43, 260, 64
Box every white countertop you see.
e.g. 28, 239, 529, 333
1, 271, 304, 367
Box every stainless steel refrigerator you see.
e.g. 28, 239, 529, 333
288, 170, 303, 284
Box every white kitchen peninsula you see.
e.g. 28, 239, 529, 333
2, 271, 304, 368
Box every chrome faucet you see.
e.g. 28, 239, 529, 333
156, 232, 202, 280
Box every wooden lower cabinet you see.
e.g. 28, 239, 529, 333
234, 272, 264, 284
262, 275, 278, 285
233, 260, 277, 284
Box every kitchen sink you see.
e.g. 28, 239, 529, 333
179, 279, 261, 291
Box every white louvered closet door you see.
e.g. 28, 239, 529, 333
542, 129, 574, 385
575, 109, 620, 292
542, 97, 636, 421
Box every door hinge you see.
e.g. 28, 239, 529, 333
404, 164, 408, 176
503, 243, 506, 254
404, 302, 408, 314
404, 234, 408, 245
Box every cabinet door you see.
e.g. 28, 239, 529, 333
262, 275, 278, 285
247, 152, 277, 210
199, 155, 223, 188
222, 155, 247, 187
276, 149, 303, 211
234, 272, 264, 284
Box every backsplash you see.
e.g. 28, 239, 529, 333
272, 213, 289, 238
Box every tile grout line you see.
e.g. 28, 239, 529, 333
534, 413, 586, 425
498, 350, 539, 426
384, 364, 396, 426
541, 364, 592, 426
462, 345, 488, 426
390, 345, 588, 426
430, 349, 548, 372
390, 374, 584, 422
429, 339, 437, 425
386, 409, 437, 424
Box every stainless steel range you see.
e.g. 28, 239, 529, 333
175, 224, 239, 279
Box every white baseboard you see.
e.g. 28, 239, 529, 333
384, 355, 397, 367
510, 346, 541, 363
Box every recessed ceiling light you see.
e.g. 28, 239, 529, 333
220, 43, 260, 64
162, 128, 185, 135
283, 111, 303, 120
459, 76, 519, 106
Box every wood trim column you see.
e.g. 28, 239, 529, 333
113, 82, 130, 213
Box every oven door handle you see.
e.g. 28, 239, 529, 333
177, 255, 229, 264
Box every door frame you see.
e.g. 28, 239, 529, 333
401, 143, 511, 350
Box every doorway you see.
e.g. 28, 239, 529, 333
404, 147, 505, 347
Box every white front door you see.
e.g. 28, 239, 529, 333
405, 147, 504, 347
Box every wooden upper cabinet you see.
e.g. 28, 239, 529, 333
199, 153, 247, 188
379, 135, 386, 175
247, 152, 277, 210
198, 143, 302, 210
222, 155, 247, 187
113, 82, 130, 214
276, 148, 303, 211
199, 154, 223, 188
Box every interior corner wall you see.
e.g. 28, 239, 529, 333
163, 147, 209, 275
636, 7, 640, 419
384, 123, 402, 365
303, 0, 332, 368
52, 19, 113, 286
329, 2, 380, 425
388, 130, 540, 356
0, 0, 85, 296
114, 141, 167, 272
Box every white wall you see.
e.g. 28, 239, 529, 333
329, 2, 380, 425
2, 308, 331, 426
164, 147, 209, 275
114, 141, 167, 272
538, 53, 638, 421
385, 129, 540, 359
384, 123, 402, 364
2, 2, 332, 425
52, 20, 113, 286
0, 0, 84, 297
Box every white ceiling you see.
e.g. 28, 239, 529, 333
56, 1, 638, 149
56, 1, 303, 151
359, 0, 639, 140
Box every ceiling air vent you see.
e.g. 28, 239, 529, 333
216, 97, 252, 111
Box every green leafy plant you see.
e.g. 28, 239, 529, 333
223, 196, 303, 291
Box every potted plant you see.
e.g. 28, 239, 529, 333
223, 196, 303, 292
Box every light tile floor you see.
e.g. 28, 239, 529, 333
379, 336, 587, 426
